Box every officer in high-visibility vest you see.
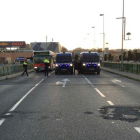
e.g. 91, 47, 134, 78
22, 59, 28, 76
44, 57, 50, 77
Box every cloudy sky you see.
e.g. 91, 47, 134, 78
0, 0, 139, 50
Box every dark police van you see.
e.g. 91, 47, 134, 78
55, 52, 73, 74
79, 52, 101, 74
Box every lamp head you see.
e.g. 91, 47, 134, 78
100, 14, 104, 16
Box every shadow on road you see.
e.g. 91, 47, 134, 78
99, 106, 140, 123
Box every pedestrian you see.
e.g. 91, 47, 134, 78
22, 59, 28, 76
44, 57, 50, 77
74, 56, 80, 74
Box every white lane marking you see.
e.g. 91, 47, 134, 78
107, 101, 114, 106
95, 88, 105, 97
0, 118, 5, 126
0, 71, 54, 126
85, 78, 92, 84
56, 78, 70, 88
62, 82, 66, 87
111, 79, 125, 87
134, 127, 140, 133
10, 71, 54, 112
9, 73, 53, 112
49, 71, 54, 76
56, 81, 64, 85
83, 75, 94, 87
62, 78, 70, 88
9, 87, 36, 112
5, 113, 11, 116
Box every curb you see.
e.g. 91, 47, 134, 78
0, 69, 34, 81
101, 68, 140, 82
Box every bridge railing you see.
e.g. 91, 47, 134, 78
0, 64, 33, 76
101, 62, 140, 75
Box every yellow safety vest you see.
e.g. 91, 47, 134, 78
44, 59, 50, 63
23, 62, 27, 65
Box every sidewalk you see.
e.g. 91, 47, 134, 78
101, 67, 140, 82
0, 69, 34, 81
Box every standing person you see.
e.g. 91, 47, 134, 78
22, 59, 28, 76
74, 56, 80, 74
44, 57, 50, 77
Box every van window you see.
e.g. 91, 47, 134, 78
83, 54, 99, 62
56, 55, 72, 63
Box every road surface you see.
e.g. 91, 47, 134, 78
0, 70, 140, 140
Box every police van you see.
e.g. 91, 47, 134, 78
79, 51, 101, 74
55, 52, 73, 74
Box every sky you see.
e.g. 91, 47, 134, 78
0, 0, 140, 50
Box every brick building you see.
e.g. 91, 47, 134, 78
0, 41, 33, 63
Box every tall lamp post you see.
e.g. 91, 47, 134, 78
100, 14, 105, 61
92, 27, 96, 49
116, 0, 124, 70
116, 0, 131, 70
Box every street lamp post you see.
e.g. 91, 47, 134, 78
100, 14, 105, 61
116, 0, 125, 70
92, 27, 96, 49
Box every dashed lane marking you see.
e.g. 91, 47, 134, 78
95, 88, 105, 97
107, 101, 114, 106
0, 118, 5, 126
134, 127, 140, 134
83, 75, 94, 87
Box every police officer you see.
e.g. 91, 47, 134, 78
44, 57, 50, 77
74, 56, 80, 74
22, 59, 28, 76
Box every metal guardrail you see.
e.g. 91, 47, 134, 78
0, 64, 33, 76
101, 62, 140, 75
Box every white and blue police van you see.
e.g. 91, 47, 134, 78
55, 52, 73, 74
79, 51, 101, 74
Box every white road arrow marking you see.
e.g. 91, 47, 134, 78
56, 81, 64, 85
62, 78, 70, 82
56, 78, 70, 87
111, 79, 125, 87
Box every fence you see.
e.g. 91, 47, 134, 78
101, 62, 140, 75
0, 64, 33, 76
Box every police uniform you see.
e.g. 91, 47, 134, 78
74, 59, 80, 74
22, 61, 28, 76
44, 58, 50, 77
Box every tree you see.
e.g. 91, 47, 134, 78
123, 52, 127, 60
108, 54, 112, 61
127, 51, 133, 61
133, 49, 137, 61
61, 46, 68, 52
104, 54, 107, 61
98, 49, 102, 52
75, 54, 79, 60
136, 53, 140, 61
119, 55, 121, 61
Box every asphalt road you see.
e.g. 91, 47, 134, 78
0, 70, 140, 140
